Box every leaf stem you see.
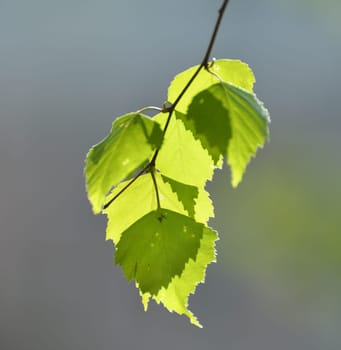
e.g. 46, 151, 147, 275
150, 167, 161, 211
136, 106, 164, 114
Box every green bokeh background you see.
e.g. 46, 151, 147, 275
0, 0, 340, 349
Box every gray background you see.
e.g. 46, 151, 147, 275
1, 0, 340, 349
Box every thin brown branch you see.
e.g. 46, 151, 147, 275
151, 0, 230, 162
103, 0, 230, 210
103, 163, 150, 210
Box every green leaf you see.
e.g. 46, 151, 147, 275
154, 113, 218, 187
161, 175, 198, 218
104, 173, 190, 244
104, 172, 213, 244
160, 174, 214, 224
168, 59, 255, 115
140, 226, 218, 327
210, 59, 255, 91
85, 113, 163, 213
179, 89, 231, 164
115, 209, 204, 295
166, 59, 269, 185
221, 83, 270, 186
194, 185, 214, 225
181, 82, 270, 186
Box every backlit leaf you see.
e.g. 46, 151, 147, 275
104, 172, 213, 244
154, 113, 218, 187
168, 59, 255, 115
141, 226, 218, 327
180, 82, 270, 186
85, 113, 163, 213
115, 209, 204, 294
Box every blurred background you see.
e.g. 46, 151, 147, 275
1, 0, 340, 349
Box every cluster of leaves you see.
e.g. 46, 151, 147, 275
84, 59, 270, 327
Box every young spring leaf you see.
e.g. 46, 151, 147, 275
115, 209, 205, 295
161, 175, 198, 218
182, 82, 270, 186
168, 59, 256, 115
153, 113, 219, 187
103, 172, 213, 244
85, 113, 163, 213
103, 171, 216, 325
178, 90, 231, 165
140, 226, 218, 328
220, 82, 270, 186
104, 173, 188, 243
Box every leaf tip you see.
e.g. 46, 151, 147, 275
231, 173, 242, 188
140, 291, 150, 312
